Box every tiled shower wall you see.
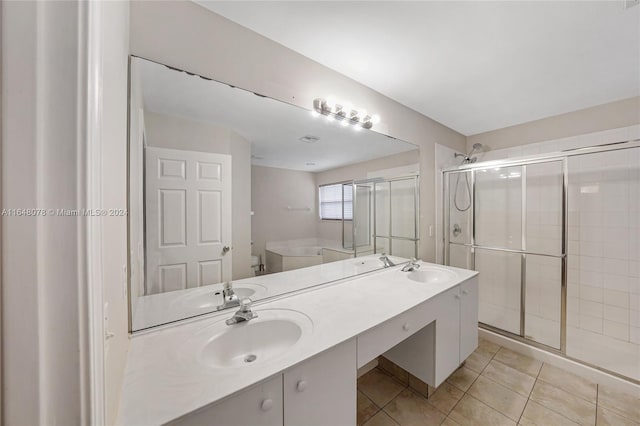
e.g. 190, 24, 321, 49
567, 147, 640, 380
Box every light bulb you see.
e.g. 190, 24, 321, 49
341, 120, 349, 127
371, 114, 381, 124
326, 96, 336, 110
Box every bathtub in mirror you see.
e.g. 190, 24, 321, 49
129, 56, 420, 331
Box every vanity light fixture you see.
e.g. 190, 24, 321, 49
313, 98, 379, 130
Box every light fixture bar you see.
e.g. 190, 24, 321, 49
313, 98, 377, 129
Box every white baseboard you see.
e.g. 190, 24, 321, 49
479, 329, 640, 396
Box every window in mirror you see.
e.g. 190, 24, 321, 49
319, 183, 352, 220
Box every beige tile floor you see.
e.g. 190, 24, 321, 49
357, 338, 639, 426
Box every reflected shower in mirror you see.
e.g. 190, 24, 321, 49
129, 56, 420, 331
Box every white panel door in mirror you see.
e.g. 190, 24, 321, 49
146, 147, 232, 294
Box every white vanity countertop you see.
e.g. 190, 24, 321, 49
119, 261, 477, 425
132, 254, 406, 330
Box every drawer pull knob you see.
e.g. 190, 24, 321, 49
261, 399, 273, 411
297, 380, 308, 392
462, 289, 469, 295
402, 323, 410, 331
454, 294, 461, 300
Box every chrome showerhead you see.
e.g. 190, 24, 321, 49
469, 143, 484, 156
455, 143, 485, 165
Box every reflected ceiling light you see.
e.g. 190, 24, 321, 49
299, 135, 320, 143
313, 98, 376, 129
580, 185, 599, 194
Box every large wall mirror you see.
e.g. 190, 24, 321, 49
129, 56, 420, 331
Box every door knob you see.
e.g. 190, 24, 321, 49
296, 380, 308, 392
222, 246, 230, 255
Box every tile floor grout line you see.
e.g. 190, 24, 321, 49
528, 361, 598, 426
516, 359, 545, 425
443, 340, 502, 424
594, 384, 599, 426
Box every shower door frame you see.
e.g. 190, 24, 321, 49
350, 174, 420, 259
443, 139, 640, 360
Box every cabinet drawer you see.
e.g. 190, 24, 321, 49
357, 301, 434, 368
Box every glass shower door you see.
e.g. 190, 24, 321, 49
524, 161, 564, 349
475, 166, 524, 336
445, 160, 565, 350
446, 170, 473, 269
374, 176, 419, 258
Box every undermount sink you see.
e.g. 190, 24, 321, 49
407, 268, 456, 285
170, 283, 268, 312
190, 309, 313, 369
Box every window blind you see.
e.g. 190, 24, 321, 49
319, 184, 352, 220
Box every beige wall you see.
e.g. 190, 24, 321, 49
251, 166, 318, 261
467, 96, 640, 152
315, 150, 419, 186
144, 111, 253, 280
129, 0, 466, 263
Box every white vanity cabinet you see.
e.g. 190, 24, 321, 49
119, 265, 480, 426
170, 375, 283, 426
459, 278, 478, 362
169, 340, 356, 426
284, 339, 356, 426
377, 277, 479, 388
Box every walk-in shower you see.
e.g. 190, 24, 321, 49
452, 143, 484, 212
443, 139, 640, 383
343, 175, 420, 259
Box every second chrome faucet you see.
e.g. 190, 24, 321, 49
226, 298, 258, 325
401, 258, 421, 272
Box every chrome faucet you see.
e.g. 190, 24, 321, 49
217, 282, 239, 310
401, 258, 421, 272
225, 298, 258, 325
379, 253, 396, 268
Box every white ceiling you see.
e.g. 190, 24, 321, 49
197, 1, 640, 136
137, 58, 417, 172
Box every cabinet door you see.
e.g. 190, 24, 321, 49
170, 375, 283, 426
460, 277, 479, 362
284, 339, 356, 426
433, 286, 461, 386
